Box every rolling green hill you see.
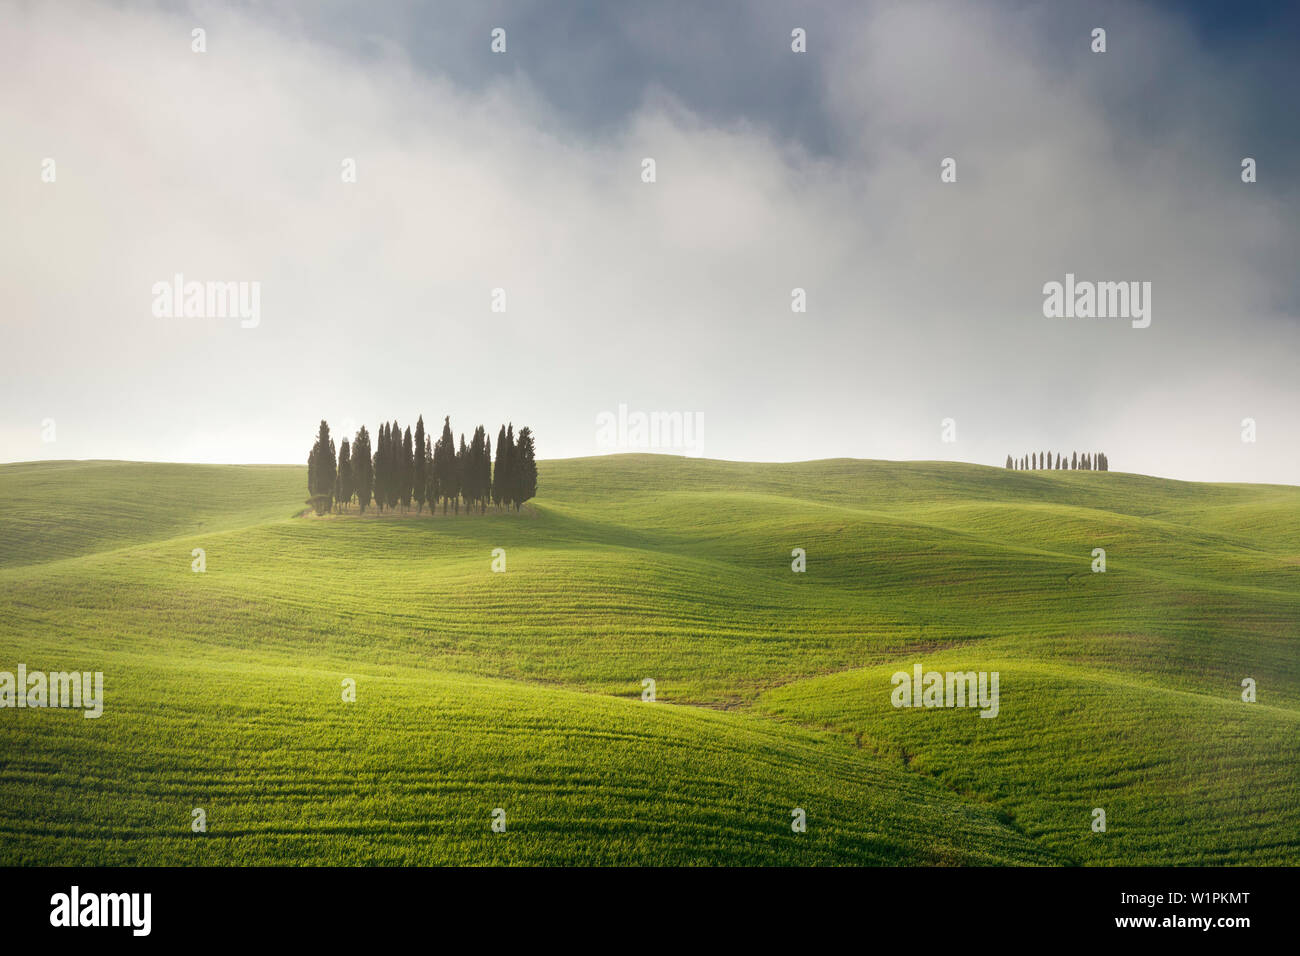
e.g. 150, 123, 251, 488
1, 456, 1296, 865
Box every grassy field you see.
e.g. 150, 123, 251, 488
1, 456, 1296, 865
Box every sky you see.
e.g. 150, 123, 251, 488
2, 0, 1297, 483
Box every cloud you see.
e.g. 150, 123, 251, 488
0, 0, 1295, 482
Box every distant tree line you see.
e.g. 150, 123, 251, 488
307, 416, 537, 516
1005, 451, 1109, 471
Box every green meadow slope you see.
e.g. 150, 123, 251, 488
0, 456, 1296, 865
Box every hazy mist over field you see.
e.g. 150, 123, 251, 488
2, 0, 1297, 483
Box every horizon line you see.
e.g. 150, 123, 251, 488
4, 454, 1297, 490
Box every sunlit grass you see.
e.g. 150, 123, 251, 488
1, 456, 1296, 864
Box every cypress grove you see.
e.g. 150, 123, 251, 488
307, 417, 538, 515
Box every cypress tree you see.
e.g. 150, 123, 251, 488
493, 426, 507, 510
374, 423, 387, 512
481, 434, 492, 513
385, 423, 394, 505
455, 435, 468, 514
379, 421, 390, 509
325, 437, 340, 512
413, 416, 426, 513
467, 426, 487, 512
308, 421, 335, 503
328, 438, 337, 503
386, 423, 396, 506
306, 426, 336, 517
381, 423, 389, 511
503, 424, 516, 509
423, 434, 436, 515
309, 421, 337, 511
516, 426, 537, 510
312, 421, 328, 493
461, 432, 475, 511
479, 427, 490, 510
401, 426, 414, 513
353, 426, 373, 514
383, 423, 392, 511
435, 417, 456, 514
337, 439, 353, 512
377, 422, 387, 511
387, 420, 401, 510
